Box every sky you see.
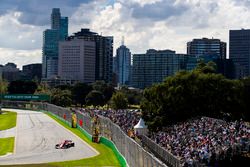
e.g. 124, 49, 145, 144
0, 0, 250, 69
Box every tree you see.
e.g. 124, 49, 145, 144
35, 82, 51, 95
102, 84, 115, 103
241, 77, 250, 121
92, 80, 115, 104
141, 62, 244, 131
51, 89, 72, 107
55, 84, 72, 90
119, 86, 142, 105
92, 80, 106, 92
8, 80, 37, 94
0, 79, 8, 94
0, 79, 8, 114
195, 60, 217, 74
71, 83, 92, 107
110, 92, 128, 110
85, 90, 105, 107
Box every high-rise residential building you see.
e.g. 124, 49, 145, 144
22, 63, 42, 81
230, 29, 250, 78
42, 8, 68, 79
131, 49, 187, 89
187, 38, 226, 60
66, 29, 113, 83
114, 39, 131, 85
58, 38, 96, 83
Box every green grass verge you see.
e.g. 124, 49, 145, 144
0, 137, 15, 156
0, 112, 121, 167
0, 111, 17, 130
47, 112, 121, 167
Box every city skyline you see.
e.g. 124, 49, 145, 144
0, 0, 250, 68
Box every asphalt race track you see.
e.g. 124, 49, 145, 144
0, 109, 98, 165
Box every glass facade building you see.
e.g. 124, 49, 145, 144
51, 8, 60, 29
187, 38, 226, 60
22, 63, 42, 81
60, 17, 68, 40
42, 8, 68, 79
114, 44, 131, 85
229, 29, 250, 78
131, 49, 187, 89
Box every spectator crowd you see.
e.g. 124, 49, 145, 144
78, 108, 140, 134
77, 108, 249, 166
150, 117, 250, 166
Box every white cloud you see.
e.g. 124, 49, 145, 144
1, 0, 250, 68
0, 11, 44, 50
118, 0, 163, 6
76, 0, 250, 55
0, 48, 41, 69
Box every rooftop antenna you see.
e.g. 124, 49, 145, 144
121, 36, 124, 46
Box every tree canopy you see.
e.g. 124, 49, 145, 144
8, 80, 37, 94
141, 62, 246, 131
92, 80, 115, 104
51, 89, 72, 107
71, 83, 92, 106
85, 90, 105, 107
110, 92, 128, 110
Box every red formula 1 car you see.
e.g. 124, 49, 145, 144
55, 140, 75, 149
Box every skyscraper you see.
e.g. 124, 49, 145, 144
60, 17, 68, 40
58, 37, 96, 83
51, 8, 60, 29
187, 38, 226, 60
230, 29, 250, 78
132, 49, 187, 89
66, 29, 113, 83
22, 63, 42, 81
114, 38, 131, 85
42, 29, 59, 78
42, 8, 68, 79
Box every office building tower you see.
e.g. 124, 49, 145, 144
22, 63, 42, 81
215, 59, 235, 79
132, 49, 186, 89
230, 29, 250, 78
0, 63, 20, 82
58, 39, 96, 83
114, 39, 131, 85
66, 29, 113, 83
42, 8, 68, 79
51, 8, 60, 29
187, 38, 226, 60
60, 17, 68, 40
42, 29, 59, 78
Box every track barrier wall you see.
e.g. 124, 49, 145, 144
141, 135, 181, 167
2, 101, 167, 167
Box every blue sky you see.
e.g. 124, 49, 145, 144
0, 0, 250, 68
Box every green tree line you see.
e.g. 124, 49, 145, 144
0, 79, 142, 109
141, 62, 250, 131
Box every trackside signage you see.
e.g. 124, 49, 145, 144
2, 94, 50, 101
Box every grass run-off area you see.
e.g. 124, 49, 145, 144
0, 137, 15, 156
0, 112, 121, 167
0, 111, 17, 130
47, 112, 120, 167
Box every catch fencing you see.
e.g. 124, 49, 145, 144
2, 101, 167, 167
141, 135, 181, 167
